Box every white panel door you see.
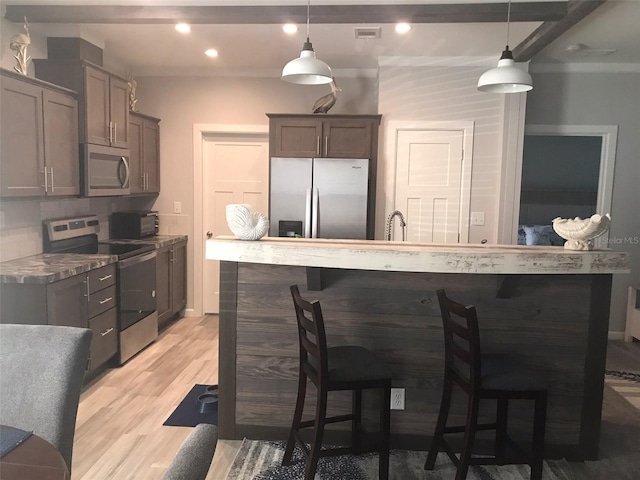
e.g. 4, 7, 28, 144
203, 134, 269, 313
395, 129, 464, 243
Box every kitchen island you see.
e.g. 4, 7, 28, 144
206, 236, 629, 460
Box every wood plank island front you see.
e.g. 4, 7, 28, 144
206, 236, 629, 460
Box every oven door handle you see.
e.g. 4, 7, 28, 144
117, 250, 157, 268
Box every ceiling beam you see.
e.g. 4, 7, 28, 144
513, 0, 606, 62
4, 2, 567, 25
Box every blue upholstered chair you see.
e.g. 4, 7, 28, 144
0, 324, 92, 472
162, 423, 218, 480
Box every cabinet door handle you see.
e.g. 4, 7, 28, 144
114, 122, 117, 144
50, 167, 54, 193
84, 279, 90, 301
109, 121, 113, 143
98, 274, 113, 282
42, 167, 48, 192
316, 136, 320, 156
141, 174, 145, 189
98, 296, 113, 305
324, 136, 328, 155
100, 327, 114, 337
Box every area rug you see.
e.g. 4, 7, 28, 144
226, 439, 578, 480
163, 384, 218, 427
605, 370, 640, 411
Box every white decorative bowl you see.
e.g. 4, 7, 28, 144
225, 204, 269, 241
552, 213, 611, 250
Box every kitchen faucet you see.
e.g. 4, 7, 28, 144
385, 210, 406, 241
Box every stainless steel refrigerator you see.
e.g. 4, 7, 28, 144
269, 157, 370, 239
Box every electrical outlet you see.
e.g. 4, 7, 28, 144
390, 388, 405, 410
173, 201, 182, 214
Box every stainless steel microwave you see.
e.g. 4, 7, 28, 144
81, 144, 130, 196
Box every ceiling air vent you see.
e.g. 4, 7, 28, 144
354, 27, 381, 40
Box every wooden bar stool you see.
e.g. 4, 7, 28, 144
283, 285, 392, 480
425, 289, 548, 480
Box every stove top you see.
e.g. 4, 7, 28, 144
43, 215, 156, 260
96, 243, 155, 259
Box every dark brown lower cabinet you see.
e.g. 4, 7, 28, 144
156, 240, 187, 329
0, 264, 118, 373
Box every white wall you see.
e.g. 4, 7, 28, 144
134, 74, 379, 313
378, 65, 514, 244
525, 69, 640, 334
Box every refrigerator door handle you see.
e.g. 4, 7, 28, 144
311, 187, 319, 238
305, 187, 312, 238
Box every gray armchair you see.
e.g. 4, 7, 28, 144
162, 423, 218, 480
0, 324, 92, 472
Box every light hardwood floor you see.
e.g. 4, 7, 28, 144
73, 315, 240, 480
73, 316, 640, 479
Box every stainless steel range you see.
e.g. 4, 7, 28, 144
43, 215, 158, 364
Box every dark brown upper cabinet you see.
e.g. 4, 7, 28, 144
267, 114, 381, 240
129, 112, 160, 194
34, 59, 129, 149
1, 69, 79, 197
267, 114, 381, 160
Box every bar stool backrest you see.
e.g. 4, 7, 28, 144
290, 285, 329, 389
437, 289, 482, 394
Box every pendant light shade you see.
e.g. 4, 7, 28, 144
477, 47, 533, 93
281, 0, 332, 85
282, 39, 333, 85
477, 0, 533, 93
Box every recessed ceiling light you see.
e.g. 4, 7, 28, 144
283, 24, 298, 35
205, 48, 219, 58
395, 23, 412, 34
175, 23, 191, 34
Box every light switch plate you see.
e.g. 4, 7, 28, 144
470, 212, 485, 226
173, 201, 182, 214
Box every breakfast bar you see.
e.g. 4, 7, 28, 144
206, 236, 629, 460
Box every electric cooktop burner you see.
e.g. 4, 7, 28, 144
97, 242, 155, 259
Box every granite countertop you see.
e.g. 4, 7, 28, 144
102, 234, 187, 249
0, 236, 187, 285
0, 254, 117, 284
205, 235, 630, 275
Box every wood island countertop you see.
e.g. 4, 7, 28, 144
206, 236, 629, 275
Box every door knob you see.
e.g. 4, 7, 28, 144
206, 231, 213, 239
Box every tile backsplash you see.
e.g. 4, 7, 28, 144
0, 196, 156, 262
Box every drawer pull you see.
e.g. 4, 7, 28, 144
98, 274, 113, 281
100, 327, 114, 337
98, 297, 113, 305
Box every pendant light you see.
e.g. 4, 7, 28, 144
477, 0, 533, 93
281, 0, 332, 85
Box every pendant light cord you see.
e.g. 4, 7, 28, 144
306, 0, 310, 42
505, 0, 511, 49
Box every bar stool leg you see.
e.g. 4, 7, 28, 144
530, 391, 547, 480
456, 392, 480, 480
283, 370, 307, 466
425, 376, 453, 470
352, 389, 362, 452
379, 385, 391, 480
305, 385, 328, 480
495, 397, 509, 462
